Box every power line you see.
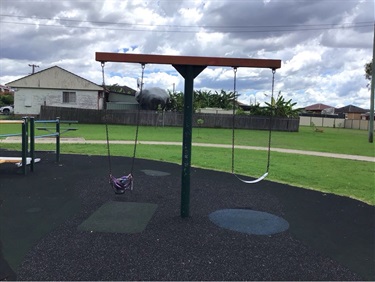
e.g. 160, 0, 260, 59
0, 20, 371, 34
0, 14, 372, 34
0, 14, 372, 29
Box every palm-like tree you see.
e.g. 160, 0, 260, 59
166, 89, 236, 112
264, 92, 301, 117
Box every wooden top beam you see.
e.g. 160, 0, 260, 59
96, 52, 281, 69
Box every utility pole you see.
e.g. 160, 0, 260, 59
28, 64, 39, 74
369, 23, 374, 143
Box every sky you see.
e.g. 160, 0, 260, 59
0, 0, 374, 109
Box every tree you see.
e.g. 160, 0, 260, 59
107, 83, 125, 93
165, 89, 236, 112
196, 118, 204, 137
0, 94, 14, 107
248, 103, 266, 116
264, 92, 301, 118
365, 61, 372, 81
165, 90, 184, 112
365, 61, 372, 89
165, 89, 300, 118
213, 90, 235, 110
194, 90, 211, 109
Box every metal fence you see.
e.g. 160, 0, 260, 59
40, 106, 300, 131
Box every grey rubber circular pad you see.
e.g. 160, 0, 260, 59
209, 209, 289, 235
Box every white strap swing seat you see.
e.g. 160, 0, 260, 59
233, 171, 269, 184
231, 67, 276, 184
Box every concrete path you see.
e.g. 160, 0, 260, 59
1, 137, 374, 162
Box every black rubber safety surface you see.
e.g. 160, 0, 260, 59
0, 150, 374, 281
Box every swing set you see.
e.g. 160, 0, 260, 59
97, 52, 281, 217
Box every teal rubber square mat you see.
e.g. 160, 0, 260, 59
78, 201, 158, 234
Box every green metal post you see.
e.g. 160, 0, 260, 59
173, 64, 206, 218
30, 117, 35, 172
369, 23, 374, 143
181, 67, 194, 218
56, 117, 60, 162
21, 117, 27, 175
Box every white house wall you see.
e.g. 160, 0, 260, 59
14, 88, 100, 115
6, 66, 104, 115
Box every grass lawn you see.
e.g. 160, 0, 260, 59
1, 122, 374, 205
1, 123, 375, 156
62, 124, 375, 156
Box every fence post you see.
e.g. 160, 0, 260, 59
30, 117, 35, 172
21, 117, 28, 175
56, 117, 60, 162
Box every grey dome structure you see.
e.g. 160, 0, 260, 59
135, 78, 169, 110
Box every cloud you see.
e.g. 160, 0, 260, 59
0, 0, 373, 109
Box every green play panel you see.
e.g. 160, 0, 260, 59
78, 201, 158, 234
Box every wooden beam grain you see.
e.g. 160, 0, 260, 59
96, 52, 281, 69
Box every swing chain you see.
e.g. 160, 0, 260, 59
231, 67, 238, 174
271, 69, 276, 100
101, 62, 106, 86
233, 67, 238, 89
101, 62, 142, 193
231, 67, 276, 181
131, 63, 145, 175
266, 69, 276, 172
101, 62, 114, 178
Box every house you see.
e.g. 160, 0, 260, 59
5, 66, 103, 115
335, 105, 368, 120
107, 88, 138, 110
361, 112, 375, 120
304, 103, 335, 114
0, 85, 14, 95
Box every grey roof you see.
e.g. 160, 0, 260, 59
335, 105, 368, 113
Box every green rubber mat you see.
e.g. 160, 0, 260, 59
78, 201, 158, 234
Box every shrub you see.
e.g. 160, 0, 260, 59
0, 94, 14, 107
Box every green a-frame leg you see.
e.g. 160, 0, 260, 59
173, 65, 206, 218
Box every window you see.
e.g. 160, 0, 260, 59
24, 95, 32, 107
63, 91, 76, 103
